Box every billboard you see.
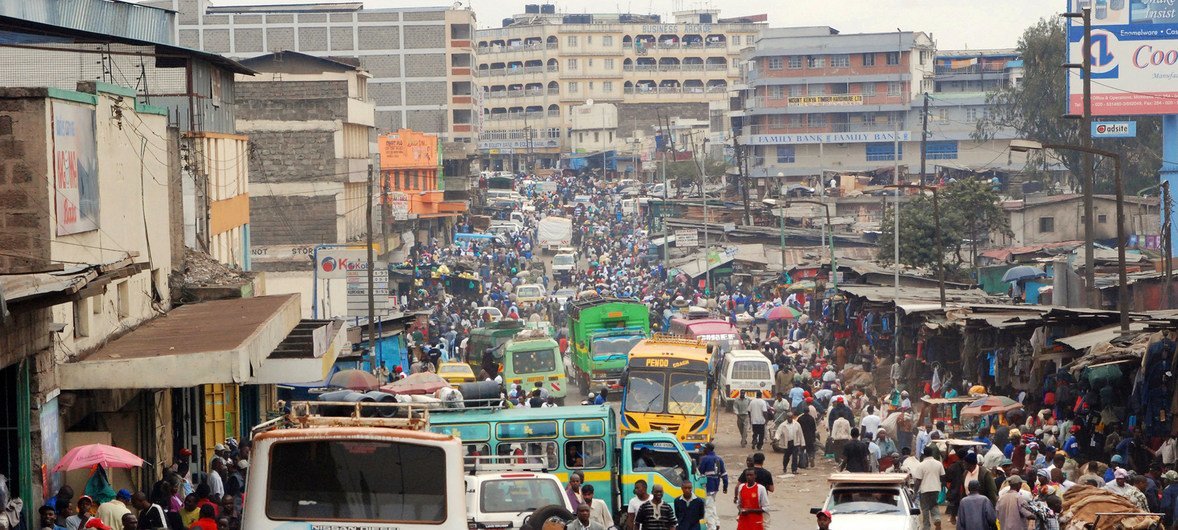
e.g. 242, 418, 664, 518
316, 248, 371, 279
379, 129, 438, 169
52, 101, 99, 235
787, 95, 864, 106
1066, 0, 1178, 116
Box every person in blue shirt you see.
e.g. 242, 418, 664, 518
697, 443, 728, 530
788, 384, 806, 409
1104, 455, 1125, 483
1063, 425, 1082, 458
1161, 470, 1178, 528
594, 388, 608, 405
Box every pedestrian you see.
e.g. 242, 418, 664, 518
912, 446, 945, 530
128, 493, 165, 530
748, 453, 775, 494
634, 485, 676, 530
118, 514, 136, 530
773, 412, 803, 476
566, 504, 604, 530
815, 510, 832, 530
672, 480, 704, 530
63, 496, 93, 530
996, 476, 1034, 530
840, 428, 870, 473
565, 472, 583, 511
187, 506, 216, 530
46, 487, 75, 516
697, 444, 728, 530
96, 490, 132, 530
748, 392, 769, 450
956, 480, 997, 530
733, 392, 751, 448
579, 484, 613, 530
734, 469, 768, 530
626, 480, 651, 530
38, 505, 59, 530
798, 407, 818, 469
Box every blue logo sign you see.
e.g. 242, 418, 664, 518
1092, 120, 1137, 138
1089, 30, 1120, 79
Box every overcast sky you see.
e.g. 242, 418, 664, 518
200, 0, 1062, 50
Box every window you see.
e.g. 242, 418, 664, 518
603, 35, 613, 46
588, 59, 593, 67
809, 84, 825, 96
117, 280, 130, 319
888, 82, 902, 96
593, 131, 599, 142
863, 83, 877, 96
588, 81, 594, 90
768, 57, 784, 70
733, 35, 741, 45
732, 361, 772, 380
587, 35, 593, 44
769, 85, 785, 99
788, 56, 803, 69
807, 114, 825, 127
938, 108, 949, 122
866, 142, 903, 161
863, 53, 876, 66
776, 145, 795, 163
496, 441, 558, 469
569, 81, 579, 93
1039, 217, 1055, 233
603, 81, 613, 92
886, 51, 900, 65
567, 35, 578, 46
831, 55, 850, 67
604, 58, 614, 70
480, 479, 565, 513
73, 299, 90, 338
924, 140, 959, 160
511, 349, 557, 374
565, 439, 607, 469
568, 58, 578, 70
789, 85, 805, 97
769, 114, 786, 127
788, 115, 803, 126
966, 107, 979, 121
267, 440, 447, 523
807, 56, 826, 68
1098, 214, 1108, 224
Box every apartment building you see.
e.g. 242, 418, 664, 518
148, 0, 477, 143
732, 27, 1026, 181
476, 6, 766, 171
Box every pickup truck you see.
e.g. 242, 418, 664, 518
465, 469, 573, 530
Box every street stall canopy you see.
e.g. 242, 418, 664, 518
58, 295, 304, 390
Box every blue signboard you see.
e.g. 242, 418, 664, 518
1092, 120, 1137, 138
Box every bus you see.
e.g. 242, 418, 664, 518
620, 336, 717, 451
503, 328, 568, 403
428, 405, 705, 517
568, 296, 651, 395
467, 320, 527, 375
668, 313, 742, 363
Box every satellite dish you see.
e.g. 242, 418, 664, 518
585, 98, 595, 106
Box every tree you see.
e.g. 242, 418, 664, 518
975, 17, 1162, 195
878, 178, 1012, 278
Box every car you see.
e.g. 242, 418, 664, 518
515, 284, 545, 304
437, 362, 477, 384
812, 473, 919, 530
464, 470, 573, 530
477, 306, 504, 322
552, 288, 577, 306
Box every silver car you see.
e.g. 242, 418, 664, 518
812, 473, 919, 530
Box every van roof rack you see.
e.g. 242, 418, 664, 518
250, 400, 432, 438
463, 455, 551, 475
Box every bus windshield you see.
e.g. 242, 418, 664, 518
624, 371, 665, 413
266, 439, 447, 522
511, 349, 557, 374
667, 373, 708, 415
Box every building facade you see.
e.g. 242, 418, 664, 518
475, 6, 766, 170
148, 0, 478, 143
732, 27, 1027, 181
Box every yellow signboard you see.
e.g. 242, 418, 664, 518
787, 95, 864, 106
379, 128, 438, 169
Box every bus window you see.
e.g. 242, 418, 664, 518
564, 419, 605, 438
464, 443, 490, 458
565, 439, 606, 469
666, 373, 708, 415
496, 441, 558, 469
497, 421, 558, 440
512, 348, 557, 374
631, 445, 689, 484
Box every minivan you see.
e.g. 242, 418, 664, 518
718, 349, 774, 408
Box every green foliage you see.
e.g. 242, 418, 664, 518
661, 158, 728, 188
975, 17, 1162, 195
878, 178, 1012, 274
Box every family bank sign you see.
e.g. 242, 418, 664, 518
746, 131, 913, 145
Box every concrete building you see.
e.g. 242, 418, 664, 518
476, 6, 766, 170
149, 0, 479, 144
732, 27, 1027, 184
1000, 194, 1160, 247
934, 49, 1023, 94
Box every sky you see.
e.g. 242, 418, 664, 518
200, 0, 1064, 50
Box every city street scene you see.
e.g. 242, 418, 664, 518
6, 0, 1178, 530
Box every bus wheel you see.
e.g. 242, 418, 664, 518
522, 505, 573, 530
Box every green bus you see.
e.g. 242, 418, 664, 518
428, 405, 705, 517
503, 329, 568, 402
568, 297, 651, 395
467, 319, 527, 374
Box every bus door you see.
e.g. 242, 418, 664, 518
619, 434, 705, 506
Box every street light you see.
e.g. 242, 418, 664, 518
777, 172, 787, 270
885, 184, 945, 309
785, 199, 837, 293
1010, 139, 1128, 332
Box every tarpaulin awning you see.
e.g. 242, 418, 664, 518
59, 295, 303, 390
1056, 323, 1147, 352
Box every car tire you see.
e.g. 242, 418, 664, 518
521, 505, 574, 530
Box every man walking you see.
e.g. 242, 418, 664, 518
840, 428, 870, 473
567, 505, 605, 530
673, 480, 704, 530
634, 485, 677, 530
733, 393, 751, 448
774, 412, 804, 476
748, 392, 769, 451
996, 476, 1034, 530
956, 480, 997, 530
697, 444, 728, 530
912, 446, 945, 530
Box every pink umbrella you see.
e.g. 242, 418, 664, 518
381, 372, 451, 395
53, 443, 144, 472
328, 369, 380, 391
765, 305, 803, 321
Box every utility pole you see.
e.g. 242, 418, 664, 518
1166, 182, 1174, 307
658, 111, 670, 266
893, 28, 903, 358
365, 163, 376, 362
919, 92, 930, 184
380, 167, 390, 259
735, 134, 751, 225
1064, 7, 1096, 308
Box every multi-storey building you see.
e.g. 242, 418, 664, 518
732, 27, 1027, 182
475, 5, 766, 171
148, 0, 478, 144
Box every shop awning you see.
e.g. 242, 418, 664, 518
1056, 323, 1147, 352
59, 295, 303, 390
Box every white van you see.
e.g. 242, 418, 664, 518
718, 350, 774, 408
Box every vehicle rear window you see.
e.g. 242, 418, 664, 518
553, 255, 574, 266
480, 478, 565, 513
732, 360, 771, 380
825, 488, 906, 515
511, 349, 557, 374
266, 440, 447, 522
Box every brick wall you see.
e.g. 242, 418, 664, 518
245, 129, 338, 184
616, 102, 709, 137
0, 306, 50, 371
249, 194, 338, 246
236, 81, 349, 122
0, 90, 50, 273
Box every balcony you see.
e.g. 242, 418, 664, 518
739, 122, 907, 136
934, 63, 1011, 75
479, 42, 545, 54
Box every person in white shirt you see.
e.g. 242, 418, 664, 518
860, 406, 882, 436
899, 447, 921, 476
912, 447, 945, 530
579, 484, 613, 530
773, 412, 805, 476
625, 480, 651, 530
748, 394, 769, 451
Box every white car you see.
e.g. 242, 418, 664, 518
812, 473, 919, 530
552, 288, 577, 306
465, 471, 573, 530
477, 307, 504, 322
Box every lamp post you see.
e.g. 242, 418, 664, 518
885, 184, 945, 309
777, 172, 787, 271
1010, 139, 1128, 332
785, 199, 836, 293
1062, 7, 1096, 309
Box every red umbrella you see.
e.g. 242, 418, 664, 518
53, 443, 144, 472
381, 372, 451, 395
960, 395, 1023, 418
765, 305, 803, 321
328, 369, 380, 390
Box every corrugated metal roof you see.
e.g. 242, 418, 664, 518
1056, 323, 1148, 351
0, 0, 174, 45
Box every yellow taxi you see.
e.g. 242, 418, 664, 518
437, 362, 477, 384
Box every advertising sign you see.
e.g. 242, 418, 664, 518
675, 229, 699, 247
379, 129, 438, 169
1092, 120, 1138, 137
388, 191, 410, 221
747, 131, 912, 146
346, 265, 395, 318
787, 95, 864, 106
1066, 0, 1178, 116
52, 101, 99, 235
316, 248, 371, 279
